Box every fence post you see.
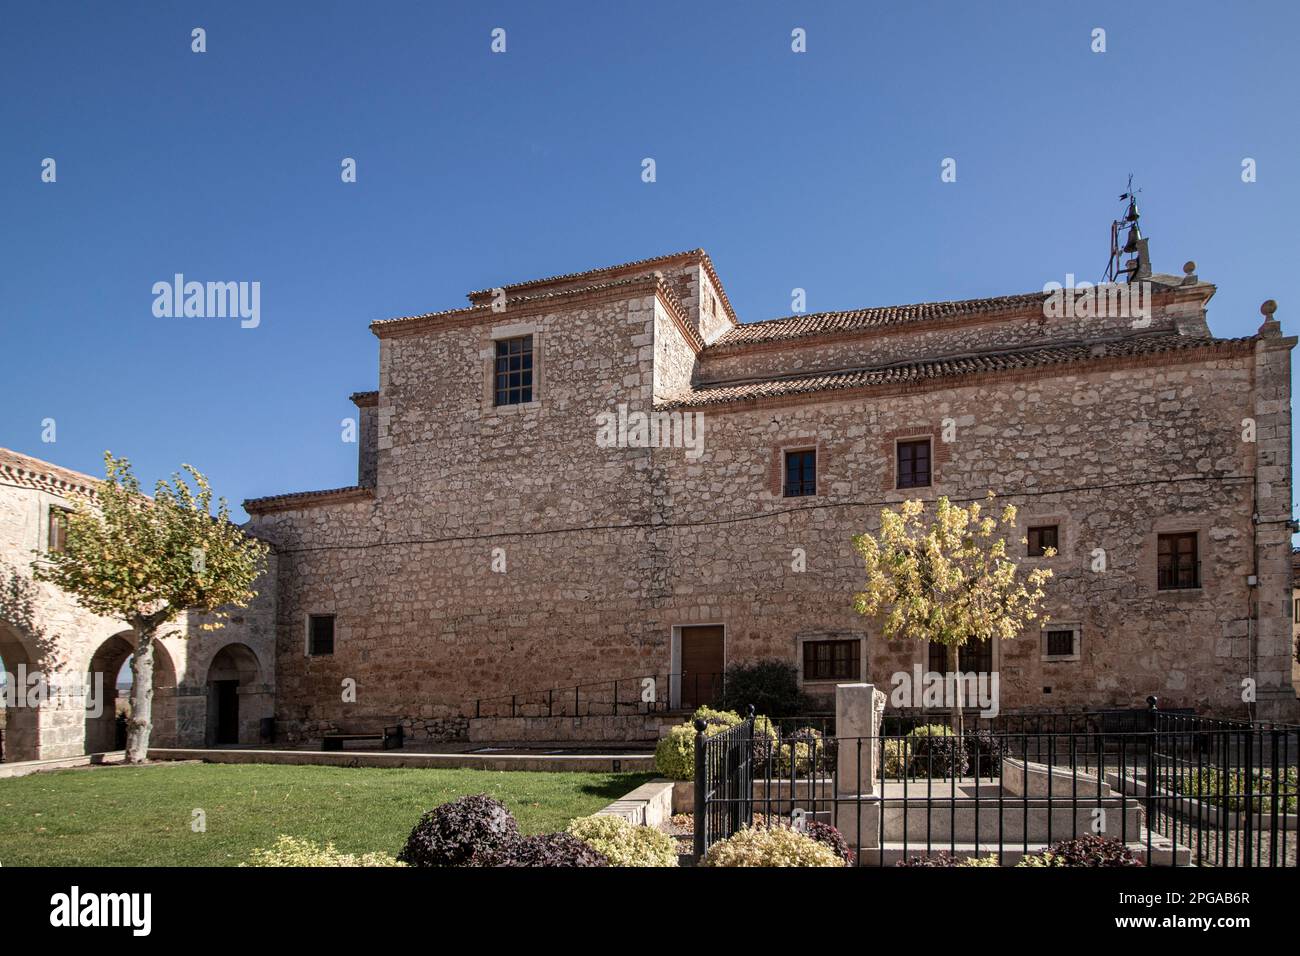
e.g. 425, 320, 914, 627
692, 717, 708, 862
1144, 695, 1158, 823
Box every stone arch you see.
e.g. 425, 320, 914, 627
204, 643, 269, 746
0, 622, 41, 762
84, 632, 179, 754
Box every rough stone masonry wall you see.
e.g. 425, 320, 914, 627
654, 352, 1264, 717
256, 272, 1297, 741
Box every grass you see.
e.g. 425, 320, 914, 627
0, 761, 653, 866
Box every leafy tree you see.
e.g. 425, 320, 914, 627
33, 452, 268, 762
852, 495, 1053, 736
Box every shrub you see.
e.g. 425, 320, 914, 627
718, 660, 814, 718
964, 729, 1003, 777
492, 832, 609, 867
883, 724, 968, 778
1017, 836, 1142, 868
804, 820, 853, 864
1174, 767, 1298, 813
769, 726, 835, 776
244, 835, 405, 867
397, 793, 521, 867
566, 815, 678, 867
654, 707, 777, 781
702, 826, 845, 867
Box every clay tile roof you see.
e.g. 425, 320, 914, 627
0, 446, 102, 498
660, 334, 1255, 410
243, 485, 374, 515
349, 390, 379, 407
708, 291, 1053, 350
464, 248, 706, 300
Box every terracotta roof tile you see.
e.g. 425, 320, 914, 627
661, 334, 1254, 410
244, 485, 374, 514
0, 446, 102, 498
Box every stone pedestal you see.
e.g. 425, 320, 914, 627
835, 682, 886, 849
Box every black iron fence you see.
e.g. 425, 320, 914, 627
468, 671, 723, 719
694, 699, 1298, 867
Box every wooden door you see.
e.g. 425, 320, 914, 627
680, 625, 725, 709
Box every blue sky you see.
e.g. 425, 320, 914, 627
2, 1, 1298, 522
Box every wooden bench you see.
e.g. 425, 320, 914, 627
321, 725, 404, 752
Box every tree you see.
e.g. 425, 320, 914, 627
33, 452, 268, 762
852, 495, 1053, 737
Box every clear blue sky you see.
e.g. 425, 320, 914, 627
2, 1, 1298, 523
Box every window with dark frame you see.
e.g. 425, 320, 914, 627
493, 335, 534, 406
1295, 597, 1300, 625
1027, 524, 1058, 557
928, 638, 992, 673
783, 449, 816, 497
1157, 532, 1200, 590
1045, 629, 1076, 657
802, 640, 860, 681
896, 438, 931, 489
47, 506, 70, 553
308, 614, 335, 656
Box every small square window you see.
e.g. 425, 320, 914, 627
784, 449, 816, 497
802, 640, 860, 681
308, 614, 335, 656
1041, 626, 1080, 661
1028, 525, 1058, 557
493, 335, 534, 406
896, 438, 931, 489
1157, 532, 1199, 590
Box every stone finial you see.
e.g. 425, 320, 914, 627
1258, 299, 1281, 337
1181, 260, 1198, 285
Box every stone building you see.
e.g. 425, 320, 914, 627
239, 245, 1298, 743
0, 448, 276, 761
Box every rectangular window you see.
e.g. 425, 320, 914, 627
1045, 630, 1076, 657
1157, 533, 1199, 590
1294, 597, 1300, 625
928, 639, 992, 673
896, 438, 931, 489
47, 506, 70, 553
493, 335, 534, 406
1027, 525, 1058, 557
308, 614, 335, 656
783, 449, 816, 498
802, 640, 860, 681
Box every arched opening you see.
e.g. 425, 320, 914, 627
0, 623, 40, 763
84, 634, 178, 754
205, 643, 263, 746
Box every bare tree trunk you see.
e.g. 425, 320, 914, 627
126, 624, 156, 764
946, 642, 964, 742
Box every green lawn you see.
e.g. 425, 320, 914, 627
0, 762, 653, 866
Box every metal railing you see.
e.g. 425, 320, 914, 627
694, 698, 1298, 867
467, 671, 724, 720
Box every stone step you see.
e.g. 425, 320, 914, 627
862, 832, 1190, 866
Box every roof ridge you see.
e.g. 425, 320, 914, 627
464, 248, 706, 299
660, 333, 1253, 410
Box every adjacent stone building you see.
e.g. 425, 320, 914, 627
239, 246, 1298, 743
0, 449, 276, 760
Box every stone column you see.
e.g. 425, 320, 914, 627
1252, 306, 1299, 723
835, 682, 886, 850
